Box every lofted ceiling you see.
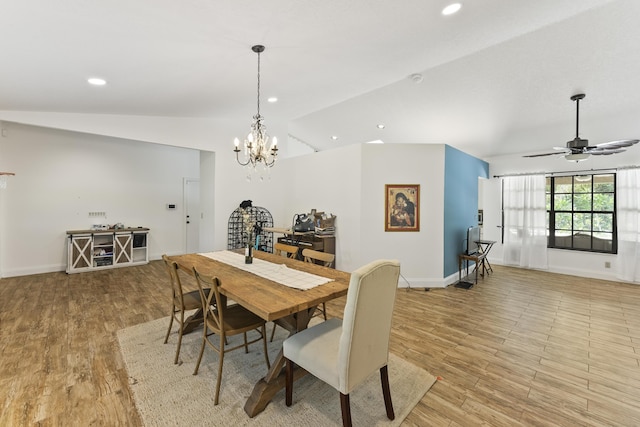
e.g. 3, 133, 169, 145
1, 0, 639, 160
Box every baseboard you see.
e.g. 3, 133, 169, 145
1, 264, 65, 278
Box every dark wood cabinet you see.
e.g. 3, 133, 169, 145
277, 234, 336, 263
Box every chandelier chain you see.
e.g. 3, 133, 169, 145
256, 49, 261, 117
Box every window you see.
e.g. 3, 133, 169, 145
546, 173, 616, 253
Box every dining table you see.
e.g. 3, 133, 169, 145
169, 249, 351, 417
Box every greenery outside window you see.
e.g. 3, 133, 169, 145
546, 173, 617, 253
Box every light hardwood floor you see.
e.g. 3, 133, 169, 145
1, 261, 640, 425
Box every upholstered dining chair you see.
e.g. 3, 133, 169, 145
302, 248, 335, 320
192, 267, 271, 405
162, 254, 209, 365
283, 259, 400, 427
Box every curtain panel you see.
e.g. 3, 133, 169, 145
616, 167, 640, 283
502, 175, 548, 269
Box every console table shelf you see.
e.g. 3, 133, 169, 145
66, 228, 149, 274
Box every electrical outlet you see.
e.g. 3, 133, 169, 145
605, 261, 611, 268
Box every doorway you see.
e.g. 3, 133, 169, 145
184, 178, 200, 253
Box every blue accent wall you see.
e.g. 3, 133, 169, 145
443, 145, 489, 277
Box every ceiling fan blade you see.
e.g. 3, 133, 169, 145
526, 94, 638, 161
523, 151, 565, 158
594, 139, 639, 149
587, 148, 626, 155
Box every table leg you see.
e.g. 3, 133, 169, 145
181, 294, 226, 334
474, 258, 480, 285
243, 307, 314, 417
484, 257, 493, 274
181, 308, 203, 334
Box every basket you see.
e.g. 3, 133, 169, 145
314, 212, 336, 228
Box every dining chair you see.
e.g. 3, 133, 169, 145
283, 259, 400, 427
162, 254, 209, 365
301, 248, 335, 320
192, 267, 271, 405
274, 242, 299, 259
269, 242, 302, 341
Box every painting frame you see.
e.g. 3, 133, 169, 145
385, 184, 420, 232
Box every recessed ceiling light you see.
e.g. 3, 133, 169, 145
377, 124, 385, 129
366, 140, 384, 144
331, 136, 339, 141
88, 77, 107, 86
442, 3, 461, 16
267, 97, 278, 103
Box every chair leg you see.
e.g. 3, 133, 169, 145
193, 325, 207, 375
174, 311, 185, 364
285, 358, 294, 406
214, 333, 226, 405
173, 323, 184, 365
340, 393, 352, 427
164, 309, 174, 344
243, 332, 249, 353
380, 365, 395, 420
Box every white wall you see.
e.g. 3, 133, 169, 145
361, 143, 446, 286
0, 122, 199, 276
0, 111, 290, 156
484, 147, 640, 282
255, 143, 447, 286
211, 145, 288, 252
0, 121, 454, 288
275, 144, 363, 271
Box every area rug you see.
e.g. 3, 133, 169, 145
117, 315, 436, 426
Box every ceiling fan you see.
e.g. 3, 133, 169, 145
524, 93, 639, 162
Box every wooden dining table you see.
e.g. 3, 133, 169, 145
169, 249, 351, 417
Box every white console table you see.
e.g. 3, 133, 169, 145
66, 228, 149, 274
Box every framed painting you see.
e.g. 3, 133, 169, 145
385, 184, 420, 232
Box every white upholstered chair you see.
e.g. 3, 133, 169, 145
283, 259, 400, 427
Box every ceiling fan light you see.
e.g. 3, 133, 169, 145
565, 153, 590, 162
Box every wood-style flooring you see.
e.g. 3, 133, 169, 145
1, 261, 640, 425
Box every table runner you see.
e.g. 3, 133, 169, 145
199, 250, 332, 290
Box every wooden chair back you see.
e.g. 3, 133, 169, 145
193, 268, 224, 333
162, 254, 206, 364
191, 267, 270, 404
302, 248, 335, 267
162, 254, 185, 306
274, 242, 299, 259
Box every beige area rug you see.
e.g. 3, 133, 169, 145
117, 315, 436, 426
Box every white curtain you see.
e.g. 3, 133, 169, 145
502, 175, 548, 269
616, 167, 640, 283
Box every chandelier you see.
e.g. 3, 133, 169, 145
233, 45, 278, 174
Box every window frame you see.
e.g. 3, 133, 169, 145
546, 173, 617, 254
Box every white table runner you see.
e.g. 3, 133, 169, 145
199, 250, 332, 290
